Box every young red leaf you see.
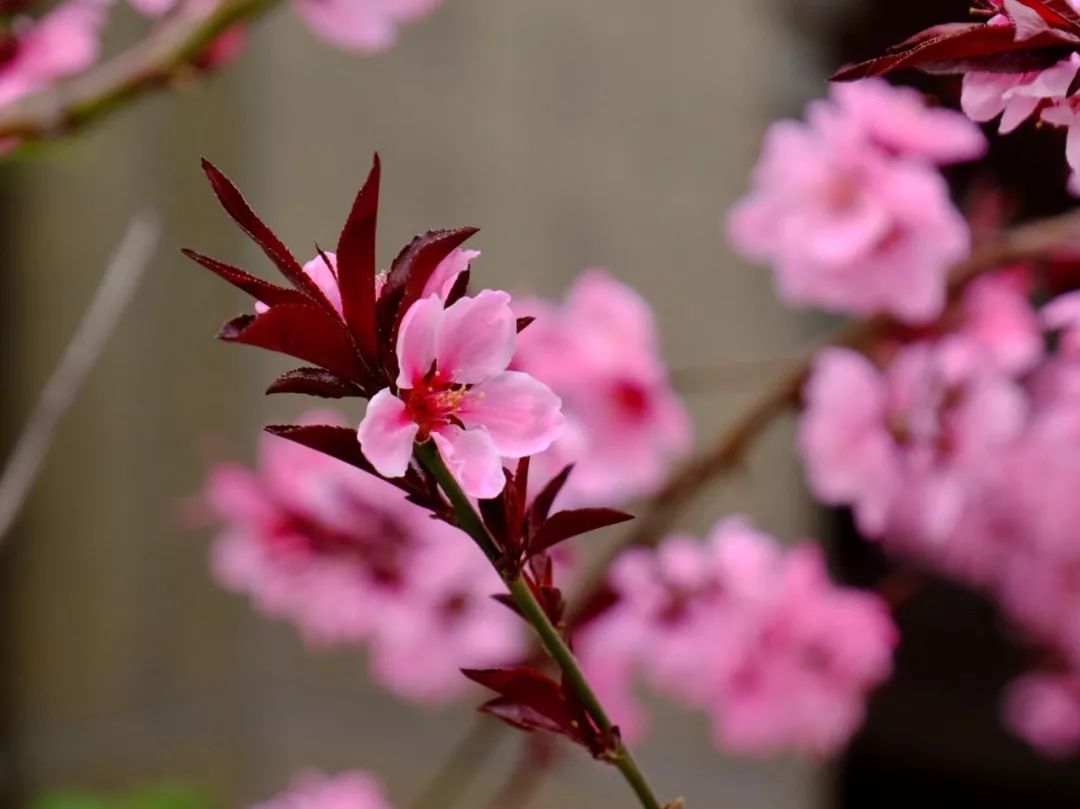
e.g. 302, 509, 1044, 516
336, 155, 381, 364
464, 667, 578, 738
265, 367, 365, 398
218, 305, 366, 382
181, 248, 309, 308
516, 316, 536, 333
444, 267, 471, 306
376, 227, 479, 368
480, 698, 569, 736
528, 465, 574, 527
530, 508, 633, 555
265, 424, 377, 474
832, 22, 1075, 80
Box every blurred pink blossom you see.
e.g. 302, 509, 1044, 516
1004, 673, 1080, 757
358, 290, 564, 499
206, 413, 524, 704
576, 518, 897, 756
0, 0, 108, 109
512, 270, 691, 507
252, 772, 394, 809
728, 80, 974, 324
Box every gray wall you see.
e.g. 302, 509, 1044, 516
2, 2, 828, 806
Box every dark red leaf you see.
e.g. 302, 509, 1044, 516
516, 316, 536, 333
480, 698, 568, 736
266, 367, 365, 398
528, 465, 573, 527
265, 424, 376, 474
463, 668, 577, 738
491, 592, 523, 617
200, 159, 339, 313
218, 305, 365, 382
376, 227, 479, 370
182, 248, 310, 308
530, 509, 634, 555
444, 267, 471, 306
336, 155, 381, 364
832, 22, 1076, 79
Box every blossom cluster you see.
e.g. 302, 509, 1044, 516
797, 268, 1080, 755
576, 518, 897, 757
728, 78, 984, 324
206, 414, 526, 704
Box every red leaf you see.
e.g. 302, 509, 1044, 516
1011, 0, 1080, 31
528, 465, 573, 527
201, 159, 338, 314
530, 508, 633, 555
516, 316, 536, 333
832, 22, 1076, 79
182, 248, 309, 308
266, 367, 365, 398
265, 424, 376, 474
444, 267, 471, 306
336, 155, 381, 364
218, 305, 365, 382
480, 698, 569, 736
464, 668, 578, 737
376, 228, 479, 369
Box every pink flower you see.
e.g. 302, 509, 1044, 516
1004, 673, 1080, 757
0, 0, 107, 108
357, 290, 564, 499
577, 518, 897, 756
512, 270, 691, 507
828, 78, 987, 165
799, 335, 1028, 571
728, 86, 971, 324
206, 413, 524, 704
252, 772, 394, 809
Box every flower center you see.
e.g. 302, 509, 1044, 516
404, 375, 471, 439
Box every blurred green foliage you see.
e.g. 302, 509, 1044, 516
29, 784, 211, 809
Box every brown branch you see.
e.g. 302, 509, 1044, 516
0, 213, 160, 542
0, 0, 281, 142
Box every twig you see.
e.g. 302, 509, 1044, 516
0, 213, 160, 541
415, 442, 669, 809
0, 0, 281, 142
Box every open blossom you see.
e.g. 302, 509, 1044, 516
206, 414, 524, 704
576, 518, 897, 756
0, 0, 107, 108
512, 270, 691, 507
358, 290, 564, 499
252, 772, 394, 809
728, 80, 975, 324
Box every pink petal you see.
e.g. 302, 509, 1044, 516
431, 425, 505, 499
395, 295, 443, 388
422, 248, 480, 300
357, 388, 419, 477
435, 290, 516, 384
459, 370, 564, 458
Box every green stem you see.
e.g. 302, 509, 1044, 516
415, 441, 666, 809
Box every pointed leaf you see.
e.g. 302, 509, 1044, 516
444, 267, 471, 306
218, 304, 365, 382
265, 424, 376, 474
266, 367, 365, 398
516, 316, 536, 333
201, 159, 338, 313
528, 465, 573, 527
530, 508, 633, 555
337, 155, 381, 364
182, 248, 309, 308
480, 698, 569, 736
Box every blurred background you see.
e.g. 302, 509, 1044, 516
3, 0, 1079, 807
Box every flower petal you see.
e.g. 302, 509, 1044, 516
431, 425, 505, 499
422, 248, 480, 300
435, 290, 516, 384
459, 371, 564, 458
357, 388, 419, 477
396, 295, 444, 388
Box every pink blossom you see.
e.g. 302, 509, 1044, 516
576, 518, 897, 756
206, 413, 524, 704
1004, 673, 1080, 757
728, 85, 971, 324
512, 270, 691, 506
0, 0, 108, 109
827, 78, 987, 165
357, 290, 564, 499
252, 772, 394, 809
